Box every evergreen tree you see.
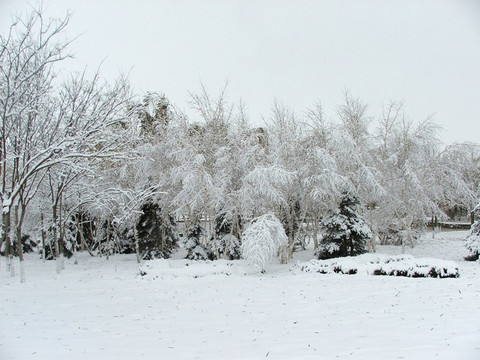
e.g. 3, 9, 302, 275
317, 192, 371, 259
136, 202, 179, 260
184, 222, 214, 260
213, 212, 242, 260
465, 205, 480, 261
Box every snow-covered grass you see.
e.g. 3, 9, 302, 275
1, 230, 480, 359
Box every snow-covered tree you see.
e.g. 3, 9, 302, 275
213, 211, 241, 260
317, 192, 371, 259
136, 202, 179, 260
241, 213, 288, 272
372, 101, 443, 248
184, 221, 213, 261
465, 204, 480, 261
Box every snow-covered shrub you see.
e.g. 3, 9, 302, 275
241, 213, 288, 271
184, 223, 214, 261
317, 192, 371, 259
465, 220, 480, 261
299, 254, 459, 278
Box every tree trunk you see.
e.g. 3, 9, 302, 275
14, 205, 25, 283
95, 214, 102, 257
106, 215, 111, 260
161, 209, 166, 254
2, 210, 14, 276
287, 205, 297, 259
52, 204, 59, 258
133, 217, 140, 263
313, 214, 319, 252
41, 212, 46, 262
211, 209, 219, 259
77, 212, 85, 252
52, 203, 63, 274
58, 193, 65, 271
76, 212, 94, 257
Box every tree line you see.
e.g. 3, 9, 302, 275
1, 9, 479, 280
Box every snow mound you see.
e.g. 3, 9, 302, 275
297, 253, 459, 278
138, 259, 252, 279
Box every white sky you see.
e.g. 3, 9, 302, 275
1, 0, 479, 144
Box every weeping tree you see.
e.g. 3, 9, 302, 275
241, 213, 288, 272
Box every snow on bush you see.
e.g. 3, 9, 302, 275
241, 213, 288, 271
298, 253, 459, 278
138, 259, 250, 279
465, 220, 480, 261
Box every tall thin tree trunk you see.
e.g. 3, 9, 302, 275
58, 193, 65, 271
77, 217, 94, 257
41, 212, 46, 262
14, 205, 25, 283
77, 212, 85, 252
3, 211, 14, 276
106, 215, 111, 260
113, 226, 118, 272
95, 214, 102, 257
133, 217, 140, 263
52, 203, 63, 274
52, 204, 58, 258
210, 208, 219, 259
161, 209, 166, 254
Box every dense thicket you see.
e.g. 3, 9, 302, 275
1, 9, 479, 279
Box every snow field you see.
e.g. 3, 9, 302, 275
1, 230, 479, 359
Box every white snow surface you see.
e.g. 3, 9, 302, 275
1, 230, 480, 359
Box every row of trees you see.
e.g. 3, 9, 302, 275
1, 9, 479, 280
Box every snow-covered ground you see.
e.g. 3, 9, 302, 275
1, 230, 479, 359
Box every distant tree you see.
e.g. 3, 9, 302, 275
317, 193, 371, 259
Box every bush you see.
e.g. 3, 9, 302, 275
299, 254, 459, 278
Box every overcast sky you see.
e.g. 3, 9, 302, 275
1, 0, 479, 144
